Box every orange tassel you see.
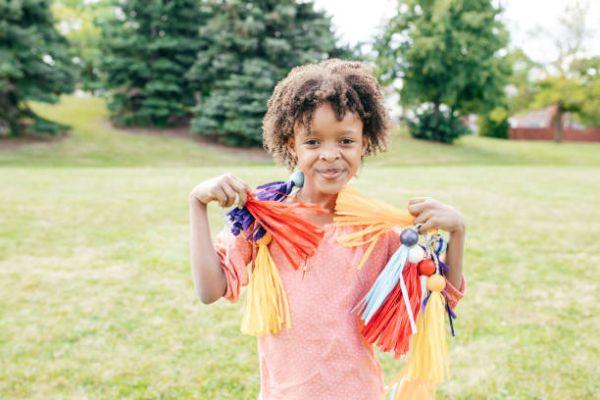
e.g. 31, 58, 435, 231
245, 193, 327, 270
334, 185, 415, 269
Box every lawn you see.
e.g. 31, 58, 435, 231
1, 97, 599, 399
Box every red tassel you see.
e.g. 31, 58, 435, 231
245, 193, 327, 270
361, 262, 422, 358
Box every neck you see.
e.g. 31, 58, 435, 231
295, 185, 337, 213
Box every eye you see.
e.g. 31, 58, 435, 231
340, 137, 355, 145
303, 139, 319, 146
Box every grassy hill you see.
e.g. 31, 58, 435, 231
1, 95, 598, 167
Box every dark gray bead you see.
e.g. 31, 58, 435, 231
400, 228, 419, 246
291, 170, 304, 188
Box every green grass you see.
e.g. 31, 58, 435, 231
1, 97, 599, 399
0, 96, 270, 167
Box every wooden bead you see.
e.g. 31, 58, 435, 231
417, 259, 436, 276
426, 275, 446, 292
408, 245, 425, 263
256, 232, 272, 246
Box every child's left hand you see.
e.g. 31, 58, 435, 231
407, 197, 465, 234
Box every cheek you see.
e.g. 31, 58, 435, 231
342, 147, 363, 171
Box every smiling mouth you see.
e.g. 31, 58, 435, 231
318, 169, 346, 180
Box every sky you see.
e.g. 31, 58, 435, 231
312, 0, 600, 65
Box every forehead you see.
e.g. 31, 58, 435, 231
294, 102, 363, 135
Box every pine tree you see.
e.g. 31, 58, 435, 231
375, 0, 510, 143
187, 0, 354, 146
98, 0, 208, 127
0, 0, 76, 137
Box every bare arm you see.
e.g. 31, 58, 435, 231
442, 224, 465, 289
408, 197, 466, 289
188, 173, 250, 304
189, 197, 227, 304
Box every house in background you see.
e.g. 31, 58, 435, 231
509, 105, 600, 142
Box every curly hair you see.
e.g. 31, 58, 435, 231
262, 58, 392, 170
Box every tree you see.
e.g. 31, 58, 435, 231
374, 0, 510, 143
530, 0, 597, 142
98, 0, 208, 127
186, 0, 356, 146
479, 49, 541, 139
0, 0, 76, 137
51, 0, 112, 93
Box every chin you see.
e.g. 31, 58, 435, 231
315, 173, 351, 194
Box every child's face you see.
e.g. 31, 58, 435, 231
288, 102, 367, 196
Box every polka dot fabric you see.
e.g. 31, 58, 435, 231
214, 214, 466, 400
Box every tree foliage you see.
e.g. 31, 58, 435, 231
98, 0, 208, 127
51, 0, 112, 93
375, 0, 510, 143
0, 0, 76, 137
186, 0, 355, 146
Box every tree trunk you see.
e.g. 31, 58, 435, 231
433, 100, 441, 131
553, 104, 563, 143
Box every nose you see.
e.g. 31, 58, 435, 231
319, 144, 341, 162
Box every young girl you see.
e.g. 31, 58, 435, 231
189, 59, 466, 400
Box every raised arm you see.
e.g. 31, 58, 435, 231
188, 173, 250, 304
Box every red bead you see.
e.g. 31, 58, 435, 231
417, 259, 436, 276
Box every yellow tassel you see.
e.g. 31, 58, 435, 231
386, 371, 436, 400
384, 275, 449, 400
334, 186, 415, 269
241, 232, 291, 336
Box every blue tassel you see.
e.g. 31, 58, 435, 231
352, 244, 410, 324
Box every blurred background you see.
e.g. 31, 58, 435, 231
1, 0, 598, 399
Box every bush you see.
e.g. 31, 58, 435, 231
406, 105, 469, 144
479, 107, 509, 139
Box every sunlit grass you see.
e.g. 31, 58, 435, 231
1, 166, 598, 399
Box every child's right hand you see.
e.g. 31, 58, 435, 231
189, 173, 251, 208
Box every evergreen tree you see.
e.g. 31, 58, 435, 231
0, 0, 76, 137
98, 0, 208, 127
375, 0, 510, 143
187, 0, 355, 146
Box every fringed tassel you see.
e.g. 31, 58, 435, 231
386, 373, 436, 400
241, 232, 291, 336
334, 185, 415, 270
244, 194, 326, 270
352, 244, 411, 323
361, 262, 422, 358
385, 274, 449, 400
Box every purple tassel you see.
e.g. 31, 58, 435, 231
256, 180, 294, 201
444, 294, 457, 337
422, 291, 431, 311
226, 179, 297, 242
439, 260, 449, 274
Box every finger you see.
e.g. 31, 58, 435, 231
414, 209, 433, 225
221, 184, 237, 208
418, 218, 436, 234
408, 201, 429, 216
230, 175, 251, 192
228, 180, 247, 208
408, 197, 431, 205
213, 187, 229, 208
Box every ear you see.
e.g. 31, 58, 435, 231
287, 136, 296, 158
361, 135, 368, 156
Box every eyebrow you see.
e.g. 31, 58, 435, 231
304, 128, 359, 136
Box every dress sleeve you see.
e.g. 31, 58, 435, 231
384, 228, 467, 309
444, 274, 466, 310
213, 227, 254, 303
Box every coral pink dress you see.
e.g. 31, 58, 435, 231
214, 213, 466, 400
